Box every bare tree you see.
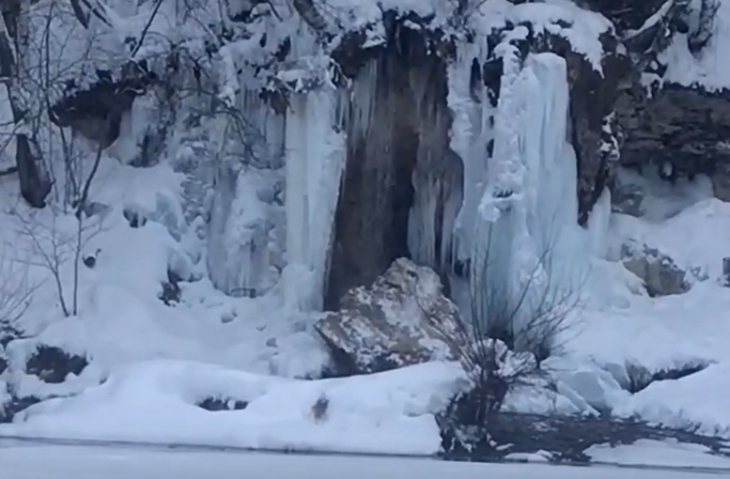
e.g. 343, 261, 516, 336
12, 180, 105, 319
0, 246, 35, 342
445, 223, 584, 426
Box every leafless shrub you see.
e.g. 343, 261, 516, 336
446, 220, 584, 424
0, 245, 37, 342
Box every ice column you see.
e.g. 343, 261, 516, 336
471, 50, 585, 349
283, 88, 347, 311
447, 42, 493, 265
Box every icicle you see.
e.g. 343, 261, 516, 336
283, 88, 346, 311
447, 41, 493, 267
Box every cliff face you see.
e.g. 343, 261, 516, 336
327, 24, 461, 308
3, 0, 729, 309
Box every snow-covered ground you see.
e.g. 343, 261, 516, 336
0, 442, 728, 479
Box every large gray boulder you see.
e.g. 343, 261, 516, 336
621, 242, 690, 297
315, 258, 466, 376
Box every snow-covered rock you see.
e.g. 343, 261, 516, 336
621, 241, 690, 297
315, 258, 466, 375
544, 357, 631, 414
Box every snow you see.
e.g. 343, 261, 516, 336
1, 444, 721, 479
470, 0, 613, 73
614, 362, 730, 436
588, 439, 730, 470
0, 360, 467, 456
661, 0, 730, 89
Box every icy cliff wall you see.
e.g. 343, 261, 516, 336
5, 0, 725, 317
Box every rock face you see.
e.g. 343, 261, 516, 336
616, 85, 730, 201
326, 24, 461, 307
315, 258, 465, 376
580, 0, 669, 31
24, 345, 88, 384
486, 21, 630, 225
621, 242, 690, 297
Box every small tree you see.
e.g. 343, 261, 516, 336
12, 164, 105, 319
449, 222, 584, 428
0, 245, 36, 344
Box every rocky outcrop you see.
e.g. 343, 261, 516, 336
48, 64, 153, 149
484, 21, 631, 225
24, 345, 88, 384
620, 242, 691, 297
616, 85, 730, 200
315, 258, 465, 376
326, 23, 461, 307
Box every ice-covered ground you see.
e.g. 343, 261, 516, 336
1, 442, 728, 479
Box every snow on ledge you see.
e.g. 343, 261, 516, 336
0, 360, 469, 455
660, 0, 730, 90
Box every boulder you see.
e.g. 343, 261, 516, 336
315, 258, 466, 376
621, 242, 690, 297
25, 345, 89, 384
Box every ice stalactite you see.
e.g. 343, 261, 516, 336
283, 88, 347, 311
470, 48, 586, 351
206, 89, 286, 297
447, 42, 494, 272
407, 45, 463, 281
327, 55, 417, 308
327, 26, 463, 307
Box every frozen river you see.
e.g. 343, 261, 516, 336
2, 441, 730, 479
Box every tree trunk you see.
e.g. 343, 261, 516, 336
0, 4, 51, 208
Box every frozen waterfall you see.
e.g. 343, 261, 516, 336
469, 51, 588, 350
282, 89, 347, 311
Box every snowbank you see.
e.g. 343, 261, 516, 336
588, 439, 730, 470
614, 362, 730, 437
0, 360, 469, 455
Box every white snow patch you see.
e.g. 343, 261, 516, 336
614, 362, 730, 437
588, 439, 730, 469
0, 360, 468, 455
661, 0, 730, 89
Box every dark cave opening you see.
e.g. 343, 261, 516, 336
325, 25, 463, 309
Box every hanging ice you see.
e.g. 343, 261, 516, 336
283, 88, 347, 311
447, 42, 493, 266
470, 50, 587, 351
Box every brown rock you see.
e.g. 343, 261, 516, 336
316, 258, 466, 376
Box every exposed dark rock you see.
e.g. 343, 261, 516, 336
616, 85, 730, 201
25, 346, 89, 384
48, 63, 152, 148
624, 361, 709, 394
0, 395, 40, 424
327, 24, 462, 306
123, 207, 148, 228
316, 258, 466, 376
197, 397, 248, 412
159, 270, 183, 306
0, 354, 6, 376
15, 133, 51, 209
